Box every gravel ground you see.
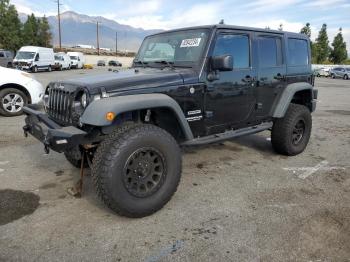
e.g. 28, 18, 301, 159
0, 72, 349, 262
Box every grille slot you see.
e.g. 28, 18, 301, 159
47, 87, 74, 125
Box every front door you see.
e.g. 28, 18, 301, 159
204, 30, 256, 134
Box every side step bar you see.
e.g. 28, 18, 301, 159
181, 122, 273, 146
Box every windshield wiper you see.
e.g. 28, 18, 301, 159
153, 60, 175, 69
134, 60, 149, 67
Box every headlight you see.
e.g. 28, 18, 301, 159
80, 92, 87, 108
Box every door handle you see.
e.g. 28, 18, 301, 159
274, 73, 285, 80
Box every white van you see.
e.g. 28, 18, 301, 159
67, 52, 85, 69
54, 53, 71, 70
13, 46, 55, 73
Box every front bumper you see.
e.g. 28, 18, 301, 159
22, 106, 87, 153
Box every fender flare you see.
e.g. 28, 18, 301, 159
80, 93, 194, 140
272, 82, 313, 118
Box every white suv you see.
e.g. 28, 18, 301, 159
0, 66, 44, 116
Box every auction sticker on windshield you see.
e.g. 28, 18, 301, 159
180, 38, 202, 47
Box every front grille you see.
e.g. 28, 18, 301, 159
47, 87, 74, 125
14, 61, 28, 66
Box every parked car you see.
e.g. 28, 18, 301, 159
83, 64, 94, 69
22, 24, 317, 218
13, 46, 55, 73
108, 60, 122, 67
67, 52, 85, 69
329, 67, 350, 79
53, 53, 71, 70
0, 49, 14, 68
0, 66, 44, 116
314, 67, 330, 77
97, 60, 106, 66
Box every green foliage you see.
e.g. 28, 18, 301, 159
22, 14, 38, 45
314, 24, 330, 64
37, 16, 52, 47
329, 28, 348, 64
0, 0, 22, 51
300, 22, 311, 38
0, 0, 52, 51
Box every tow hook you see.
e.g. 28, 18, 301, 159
67, 150, 86, 198
67, 145, 96, 198
23, 125, 30, 137
44, 145, 50, 154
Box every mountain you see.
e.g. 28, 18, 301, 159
20, 11, 163, 51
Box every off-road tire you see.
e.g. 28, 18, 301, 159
92, 124, 182, 218
271, 103, 312, 156
64, 146, 89, 168
0, 88, 28, 117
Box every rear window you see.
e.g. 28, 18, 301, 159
288, 38, 309, 66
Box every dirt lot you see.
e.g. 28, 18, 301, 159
0, 71, 349, 262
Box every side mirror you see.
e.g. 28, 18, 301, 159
211, 55, 233, 71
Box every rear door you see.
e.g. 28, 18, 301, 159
255, 32, 286, 118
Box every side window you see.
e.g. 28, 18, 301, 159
213, 34, 250, 68
0, 52, 4, 58
35, 53, 39, 61
258, 36, 282, 67
288, 38, 309, 66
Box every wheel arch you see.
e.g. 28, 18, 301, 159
80, 93, 194, 141
272, 82, 314, 118
0, 83, 32, 103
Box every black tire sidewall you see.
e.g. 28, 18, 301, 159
287, 109, 312, 154
0, 88, 28, 117
103, 126, 181, 215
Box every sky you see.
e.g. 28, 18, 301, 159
11, 0, 350, 47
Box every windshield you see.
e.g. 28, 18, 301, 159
135, 29, 209, 66
15, 51, 35, 60
70, 56, 78, 60
55, 55, 63, 61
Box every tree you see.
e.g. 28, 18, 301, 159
329, 28, 348, 64
22, 14, 39, 45
314, 24, 330, 64
37, 16, 52, 47
300, 22, 311, 38
300, 22, 319, 64
0, 0, 22, 51
278, 23, 283, 31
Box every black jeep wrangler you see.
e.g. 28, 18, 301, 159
23, 24, 317, 217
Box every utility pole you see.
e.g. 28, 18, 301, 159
97, 21, 100, 56
115, 31, 118, 58
54, 0, 62, 50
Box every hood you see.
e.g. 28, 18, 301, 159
57, 68, 199, 95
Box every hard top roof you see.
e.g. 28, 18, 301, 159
148, 24, 308, 39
